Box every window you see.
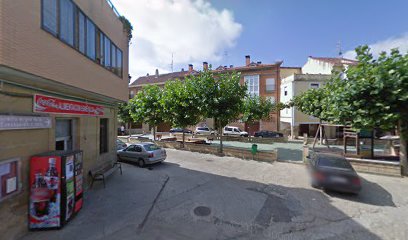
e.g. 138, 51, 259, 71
117, 48, 123, 77
111, 44, 117, 73
42, 0, 58, 35
78, 11, 86, 54
97, 31, 105, 64
310, 83, 320, 89
284, 86, 288, 96
41, 1, 124, 78
104, 36, 111, 67
266, 78, 276, 92
59, 0, 75, 46
100, 119, 108, 154
267, 96, 276, 104
244, 75, 259, 96
129, 90, 135, 99
86, 18, 96, 60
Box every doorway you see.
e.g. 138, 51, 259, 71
55, 119, 73, 151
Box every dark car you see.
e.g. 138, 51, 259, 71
169, 128, 192, 134
307, 153, 361, 194
254, 130, 283, 138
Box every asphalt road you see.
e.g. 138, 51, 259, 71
21, 149, 408, 240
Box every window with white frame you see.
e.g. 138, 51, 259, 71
266, 78, 276, 92
244, 75, 259, 96
310, 83, 320, 89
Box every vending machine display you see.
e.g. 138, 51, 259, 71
29, 150, 84, 230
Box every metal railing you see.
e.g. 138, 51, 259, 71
105, 0, 121, 18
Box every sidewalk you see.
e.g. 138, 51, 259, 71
21, 164, 168, 240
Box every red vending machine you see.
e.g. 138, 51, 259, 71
29, 150, 83, 230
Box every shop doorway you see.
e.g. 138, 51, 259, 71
56, 119, 73, 151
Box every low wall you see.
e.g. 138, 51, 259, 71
346, 158, 401, 177
156, 141, 277, 163
303, 146, 401, 177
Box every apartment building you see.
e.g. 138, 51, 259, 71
129, 56, 291, 135
0, 0, 129, 238
280, 57, 358, 138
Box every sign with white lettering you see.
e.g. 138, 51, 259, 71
34, 94, 104, 116
0, 115, 52, 130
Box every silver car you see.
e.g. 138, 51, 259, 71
117, 143, 166, 167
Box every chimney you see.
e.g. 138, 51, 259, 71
181, 68, 184, 72
188, 64, 193, 72
155, 69, 159, 78
245, 55, 250, 66
203, 62, 208, 71
147, 73, 149, 76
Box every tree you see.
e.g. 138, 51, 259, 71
117, 102, 132, 124
161, 78, 204, 147
293, 46, 408, 174
195, 69, 247, 153
241, 96, 274, 124
128, 85, 165, 141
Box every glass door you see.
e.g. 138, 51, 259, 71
56, 119, 73, 151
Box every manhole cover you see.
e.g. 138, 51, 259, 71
194, 206, 211, 216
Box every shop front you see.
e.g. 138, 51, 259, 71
0, 82, 119, 238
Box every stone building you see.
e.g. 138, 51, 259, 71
0, 0, 129, 238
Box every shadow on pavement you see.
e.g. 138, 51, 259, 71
325, 177, 396, 207
20, 160, 382, 240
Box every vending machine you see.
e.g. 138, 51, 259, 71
29, 150, 83, 230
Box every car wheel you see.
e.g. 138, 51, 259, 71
138, 159, 145, 168
117, 155, 122, 162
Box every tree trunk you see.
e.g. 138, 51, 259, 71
182, 131, 185, 148
153, 126, 156, 142
399, 119, 408, 176
219, 122, 223, 154
319, 120, 323, 145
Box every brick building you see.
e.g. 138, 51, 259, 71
128, 56, 300, 135
0, 0, 129, 238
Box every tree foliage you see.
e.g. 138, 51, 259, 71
128, 85, 165, 139
161, 78, 204, 146
117, 102, 132, 123
241, 96, 274, 123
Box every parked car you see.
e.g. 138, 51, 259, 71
254, 130, 283, 138
223, 126, 248, 137
307, 152, 361, 194
116, 139, 128, 150
195, 127, 216, 135
169, 128, 192, 134
117, 143, 166, 167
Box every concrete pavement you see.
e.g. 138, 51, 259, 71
21, 149, 408, 240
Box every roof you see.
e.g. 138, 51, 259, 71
130, 61, 282, 86
129, 70, 199, 86
309, 57, 358, 66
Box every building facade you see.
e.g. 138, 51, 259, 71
0, 0, 129, 238
280, 57, 357, 138
128, 56, 285, 135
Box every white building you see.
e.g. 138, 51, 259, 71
280, 57, 358, 139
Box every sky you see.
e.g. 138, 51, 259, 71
110, 0, 408, 82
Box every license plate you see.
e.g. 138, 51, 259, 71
331, 176, 348, 183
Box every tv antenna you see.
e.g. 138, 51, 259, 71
336, 41, 343, 57
170, 53, 174, 73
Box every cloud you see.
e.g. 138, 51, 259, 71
344, 33, 408, 59
110, 0, 242, 83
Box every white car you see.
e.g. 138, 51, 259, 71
195, 127, 215, 135
223, 126, 248, 137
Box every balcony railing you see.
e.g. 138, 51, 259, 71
105, 0, 121, 18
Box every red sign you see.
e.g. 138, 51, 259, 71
34, 95, 104, 116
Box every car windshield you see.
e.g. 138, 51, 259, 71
238, 128, 243, 132
317, 155, 352, 169
143, 144, 161, 151
198, 128, 208, 130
